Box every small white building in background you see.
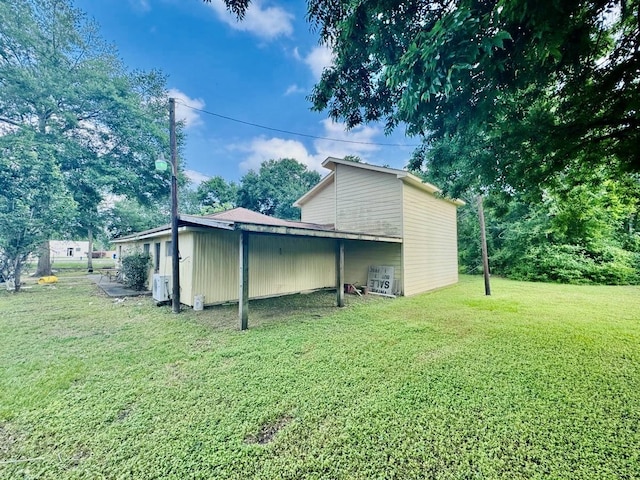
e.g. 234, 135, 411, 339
49, 240, 90, 262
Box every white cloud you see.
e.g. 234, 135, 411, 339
184, 169, 211, 186
167, 89, 205, 129
238, 137, 320, 172
207, 0, 294, 40
236, 120, 382, 174
312, 119, 381, 159
304, 45, 334, 80
284, 84, 305, 96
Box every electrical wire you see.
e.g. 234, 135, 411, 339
174, 100, 422, 148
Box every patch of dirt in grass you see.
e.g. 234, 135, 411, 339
116, 407, 132, 422
165, 362, 187, 384
68, 446, 91, 467
245, 416, 292, 445
0, 422, 24, 460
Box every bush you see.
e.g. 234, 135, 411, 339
120, 252, 151, 290
505, 243, 639, 285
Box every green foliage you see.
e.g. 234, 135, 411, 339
105, 198, 168, 240
2, 276, 640, 478
457, 171, 640, 285
0, 131, 76, 290
120, 251, 151, 290
300, 0, 640, 193
196, 176, 238, 212
0, 0, 172, 247
237, 158, 321, 220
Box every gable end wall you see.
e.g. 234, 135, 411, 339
300, 177, 336, 224
335, 164, 403, 236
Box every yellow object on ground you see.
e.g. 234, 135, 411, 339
38, 276, 58, 284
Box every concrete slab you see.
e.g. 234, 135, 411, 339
88, 274, 151, 298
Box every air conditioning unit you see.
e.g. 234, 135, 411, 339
152, 274, 171, 302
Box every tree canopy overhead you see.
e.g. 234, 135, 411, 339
212, 0, 638, 194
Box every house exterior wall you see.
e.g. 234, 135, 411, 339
344, 240, 403, 294
334, 164, 403, 236
300, 176, 335, 224
50, 240, 90, 261
120, 232, 194, 304
190, 231, 336, 306
402, 183, 459, 295
248, 235, 336, 299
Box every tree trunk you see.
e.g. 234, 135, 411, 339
87, 228, 94, 273
13, 257, 22, 293
35, 240, 52, 277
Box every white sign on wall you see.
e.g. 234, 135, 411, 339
367, 265, 395, 297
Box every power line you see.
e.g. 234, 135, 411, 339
175, 100, 422, 148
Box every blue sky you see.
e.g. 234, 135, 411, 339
77, 0, 418, 185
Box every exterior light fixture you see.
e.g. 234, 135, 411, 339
155, 153, 168, 172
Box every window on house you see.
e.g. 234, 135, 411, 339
67, 248, 74, 256
143, 243, 150, 255
75, 247, 81, 252
166, 241, 172, 257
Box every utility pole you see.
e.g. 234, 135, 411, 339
477, 194, 491, 296
169, 97, 180, 313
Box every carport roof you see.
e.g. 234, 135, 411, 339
112, 207, 402, 243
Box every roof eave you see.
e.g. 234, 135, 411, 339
235, 222, 402, 243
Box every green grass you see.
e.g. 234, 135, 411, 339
1, 276, 639, 479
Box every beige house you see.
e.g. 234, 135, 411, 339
113, 157, 464, 328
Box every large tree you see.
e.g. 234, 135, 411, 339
0, 131, 76, 291
196, 176, 238, 213
210, 0, 639, 194
237, 158, 321, 220
0, 0, 170, 276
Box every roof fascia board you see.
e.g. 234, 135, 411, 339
400, 176, 466, 206
179, 214, 234, 230
235, 223, 402, 243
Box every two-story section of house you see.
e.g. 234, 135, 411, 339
294, 157, 464, 296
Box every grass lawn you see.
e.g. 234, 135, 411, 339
1, 275, 639, 479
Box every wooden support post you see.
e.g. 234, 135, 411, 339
239, 231, 249, 330
336, 239, 345, 307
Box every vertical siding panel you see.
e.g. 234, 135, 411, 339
402, 184, 459, 295
344, 241, 403, 294
192, 230, 239, 304
300, 177, 336, 224
249, 235, 335, 298
335, 164, 403, 236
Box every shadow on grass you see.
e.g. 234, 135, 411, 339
189, 290, 387, 331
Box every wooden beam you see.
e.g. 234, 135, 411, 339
239, 231, 249, 330
336, 239, 344, 307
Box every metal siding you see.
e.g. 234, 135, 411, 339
192, 230, 239, 304
402, 183, 459, 295
191, 231, 336, 304
344, 240, 403, 294
335, 164, 403, 236
300, 177, 335, 224
249, 235, 336, 298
